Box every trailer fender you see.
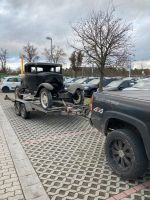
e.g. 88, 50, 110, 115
35, 83, 54, 97
67, 83, 84, 94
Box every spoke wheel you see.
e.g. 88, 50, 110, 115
105, 129, 148, 179
41, 92, 48, 108
40, 88, 52, 110
110, 140, 132, 170
72, 89, 84, 105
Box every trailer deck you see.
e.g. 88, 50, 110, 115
5, 94, 90, 119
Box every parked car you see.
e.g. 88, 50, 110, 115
0, 76, 21, 92
65, 77, 95, 89
84, 77, 117, 97
90, 90, 150, 179
123, 79, 150, 90
103, 78, 136, 91
16, 63, 84, 109
64, 77, 76, 84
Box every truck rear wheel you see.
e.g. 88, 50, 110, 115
105, 129, 148, 179
40, 88, 52, 110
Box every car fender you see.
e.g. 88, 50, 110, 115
35, 83, 54, 97
67, 83, 84, 94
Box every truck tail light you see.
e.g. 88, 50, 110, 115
90, 96, 93, 111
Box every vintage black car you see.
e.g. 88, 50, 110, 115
16, 63, 84, 109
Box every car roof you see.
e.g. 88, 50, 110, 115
4, 76, 19, 79
24, 62, 62, 68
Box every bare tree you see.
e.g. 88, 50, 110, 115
72, 8, 132, 91
43, 45, 66, 64
0, 48, 7, 72
23, 42, 39, 63
69, 50, 84, 77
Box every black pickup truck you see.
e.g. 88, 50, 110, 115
90, 91, 150, 179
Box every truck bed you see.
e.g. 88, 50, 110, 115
102, 90, 150, 103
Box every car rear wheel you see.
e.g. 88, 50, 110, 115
40, 88, 53, 110
72, 89, 84, 105
2, 86, 9, 93
105, 129, 148, 179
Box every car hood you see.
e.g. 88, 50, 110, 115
123, 87, 150, 91
103, 86, 118, 91
82, 83, 98, 87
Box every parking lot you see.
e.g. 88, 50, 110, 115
0, 92, 150, 200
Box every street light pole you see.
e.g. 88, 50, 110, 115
46, 36, 53, 63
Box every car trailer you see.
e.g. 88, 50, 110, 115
4, 94, 90, 119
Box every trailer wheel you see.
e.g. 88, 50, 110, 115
72, 89, 84, 105
20, 104, 30, 119
40, 88, 52, 110
15, 86, 24, 99
14, 102, 21, 116
105, 129, 148, 179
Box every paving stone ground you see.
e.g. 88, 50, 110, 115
0, 92, 150, 200
0, 119, 25, 200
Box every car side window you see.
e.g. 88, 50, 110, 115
37, 67, 43, 73
7, 78, 17, 82
7, 78, 16, 82
120, 81, 129, 88
50, 68, 54, 72
31, 67, 36, 73
56, 67, 61, 73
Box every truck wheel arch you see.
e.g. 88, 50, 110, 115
103, 111, 150, 160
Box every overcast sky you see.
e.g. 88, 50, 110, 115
0, 0, 150, 69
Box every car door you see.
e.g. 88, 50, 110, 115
36, 66, 44, 87
6, 78, 17, 90
25, 66, 37, 91
15, 78, 21, 87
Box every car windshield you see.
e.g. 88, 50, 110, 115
87, 79, 99, 84
132, 80, 150, 89
75, 78, 87, 84
106, 79, 123, 87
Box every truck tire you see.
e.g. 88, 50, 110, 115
2, 86, 9, 93
20, 104, 30, 119
105, 129, 148, 179
40, 88, 53, 110
72, 89, 84, 105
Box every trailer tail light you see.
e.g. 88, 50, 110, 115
90, 96, 93, 111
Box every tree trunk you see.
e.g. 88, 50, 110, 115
74, 70, 77, 77
99, 65, 104, 92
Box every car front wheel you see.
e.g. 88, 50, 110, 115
40, 88, 53, 110
105, 129, 148, 179
2, 86, 9, 93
